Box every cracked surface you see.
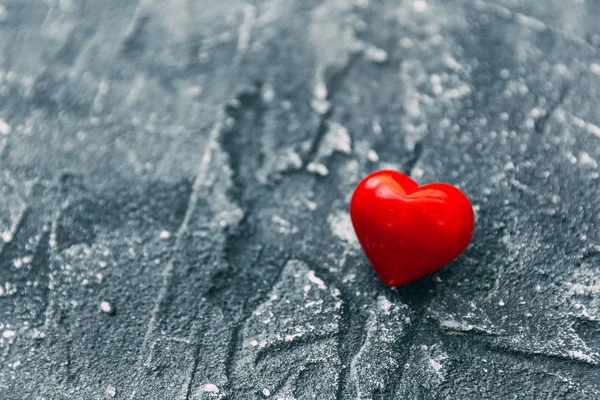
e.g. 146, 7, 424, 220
1, 0, 600, 398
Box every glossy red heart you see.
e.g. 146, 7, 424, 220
350, 170, 474, 287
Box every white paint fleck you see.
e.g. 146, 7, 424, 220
430, 74, 443, 96
328, 212, 360, 249
579, 152, 597, 167
569, 350, 594, 363
429, 358, 443, 373
399, 37, 413, 48
571, 115, 600, 138
105, 385, 117, 398
498, 300, 505, 307
307, 162, 329, 176
364, 46, 388, 64
323, 122, 352, 154
272, 215, 298, 235
377, 296, 393, 313
367, 149, 379, 162
0, 119, 11, 135
443, 84, 471, 100
412, 0, 429, 13
203, 384, 219, 394
412, 167, 424, 179
262, 85, 275, 103
100, 301, 114, 314
237, 5, 256, 53
307, 270, 326, 289
311, 98, 331, 114
159, 230, 171, 239
591, 63, 600, 76
285, 332, 303, 341
1, 231, 13, 243
314, 81, 328, 100
2, 330, 15, 339
443, 54, 463, 72
262, 388, 271, 397
516, 13, 546, 31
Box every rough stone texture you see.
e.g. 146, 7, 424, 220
1, 0, 600, 398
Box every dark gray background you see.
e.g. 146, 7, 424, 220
1, 0, 600, 398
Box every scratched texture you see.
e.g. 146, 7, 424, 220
1, 0, 600, 399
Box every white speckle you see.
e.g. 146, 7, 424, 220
430, 74, 443, 96
328, 212, 360, 249
498, 300, 505, 307
554, 64, 570, 76
411, 167, 424, 179
307, 162, 329, 176
443, 84, 471, 100
0, 119, 11, 135
6, 71, 16, 83
0, 5, 7, 22
3, 330, 15, 339
443, 54, 463, 72
591, 63, 600, 76
237, 5, 256, 53
272, 215, 298, 235
365, 46, 388, 64
81, 279, 89, 286
1, 231, 13, 243
572, 115, 600, 138
499, 69, 510, 79
399, 37, 413, 48
516, 13, 546, 31
429, 359, 443, 372
372, 120, 382, 134
159, 230, 171, 239
100, 301, 114, 314
586, 123, 600, 138
377, 296, 393, 313
500, 112, 509, 121
105, 385, 117, 398
262, 85, 275, 103
314, 82, 328, 100
262, 388, 271, 397
285, 332, 304, 341
504, 161, 515, 170
186, 86, 203, 98
307, 270, 326, 289
311, 98, 331, 114
323, 122, 352, 154
367, 149, 379, 162
305, 199, 317, 210
203, 384, 219, 394
569, 350, 594, 363
579, 152, 597, 167
439, 320, 474, 332
412, 0, 429, 13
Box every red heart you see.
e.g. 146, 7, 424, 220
350, 170, 474, 287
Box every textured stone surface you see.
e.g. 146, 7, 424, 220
1, 0, 600, 398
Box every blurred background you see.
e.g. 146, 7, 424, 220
1, 0, 600, 398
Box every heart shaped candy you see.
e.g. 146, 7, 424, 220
350, 170, 474, 286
